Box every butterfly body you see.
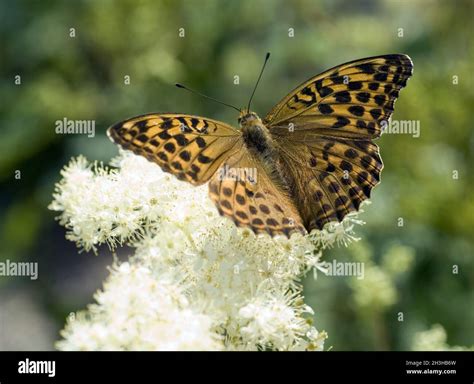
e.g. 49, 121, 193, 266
240, 111, 275, 156
108, 54, 413, 237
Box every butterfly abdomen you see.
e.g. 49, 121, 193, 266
241, 118, 295, 200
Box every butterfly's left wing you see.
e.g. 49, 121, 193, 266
264, 54, 413, 231
107, 113, 243, 185
208, 148, 306, 237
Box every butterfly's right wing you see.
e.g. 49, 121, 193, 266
274, 135, 382, 231
264, 54, 413, 139
264, 54, 413, 231
107, 113, 243, 185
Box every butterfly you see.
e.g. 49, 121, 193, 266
107, 53, 413, 238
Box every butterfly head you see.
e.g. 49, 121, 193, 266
238, 110, 261, 128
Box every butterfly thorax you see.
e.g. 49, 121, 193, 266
239, 111, 276, 158
238, 111, 288, 195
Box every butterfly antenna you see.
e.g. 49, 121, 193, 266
247, 52, 271, 112
175, 83, 241, 113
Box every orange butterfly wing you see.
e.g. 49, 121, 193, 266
107, 114, 242, 185
265, 54, 413, 231
208, 148, 306, 237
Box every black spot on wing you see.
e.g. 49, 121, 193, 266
318, 104, 334, 115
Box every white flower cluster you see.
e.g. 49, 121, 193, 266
57, 262, 221, 351
50, 151, 363, 351
411, 324, 474, 351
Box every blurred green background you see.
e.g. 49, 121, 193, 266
0, 0, 473, 350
